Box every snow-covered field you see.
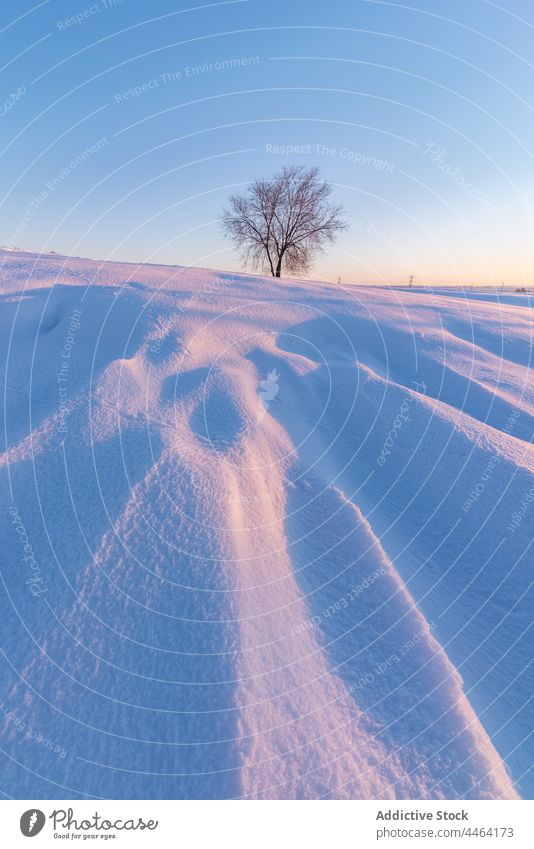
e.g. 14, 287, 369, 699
0, 249, 531, 800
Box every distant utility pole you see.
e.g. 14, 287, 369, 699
409, 274, 415, 287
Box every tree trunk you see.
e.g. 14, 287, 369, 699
266, 249, 275, 277
275, 257, 282, 277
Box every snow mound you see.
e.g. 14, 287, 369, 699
0, 249, 531, 799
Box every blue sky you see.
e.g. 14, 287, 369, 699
1, 0, 534, 284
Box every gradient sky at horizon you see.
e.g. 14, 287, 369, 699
1, 0, 534, 285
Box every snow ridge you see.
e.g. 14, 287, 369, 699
0, 249, 530, 799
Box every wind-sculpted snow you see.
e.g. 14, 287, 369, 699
0, 249, 531, 799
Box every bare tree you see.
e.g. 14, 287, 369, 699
221, 166, 347, 278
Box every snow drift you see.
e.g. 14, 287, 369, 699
0, 249, 531, 800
